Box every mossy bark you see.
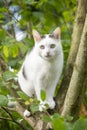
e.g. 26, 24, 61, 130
61, 15, 87, 118
56, 0, 87, 111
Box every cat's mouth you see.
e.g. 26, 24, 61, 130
45, 54, 52, 58
45, 55, 51, 58
40, 54, 52, 60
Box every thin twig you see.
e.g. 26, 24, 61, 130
0, 117, 12, 121
1, 107, 30, 130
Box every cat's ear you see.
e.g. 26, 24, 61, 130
53, 27, 61, 39
32, 30, 41, 42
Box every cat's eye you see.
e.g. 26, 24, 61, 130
40, 45, 45, 49
50, 44, 56, 48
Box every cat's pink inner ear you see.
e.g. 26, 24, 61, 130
53, 27, 61, 39
32, 30, 41, 42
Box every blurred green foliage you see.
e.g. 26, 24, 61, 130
1, 0, 86, 130
0, 0, 76, 68
43, 113, 87, 130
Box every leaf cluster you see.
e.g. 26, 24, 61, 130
43, 113, 87, 130
1, 0, 86, 130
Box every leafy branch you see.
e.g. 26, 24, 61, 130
1, 107, 30, 130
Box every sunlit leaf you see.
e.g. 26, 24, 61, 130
25, 100, 30, 105
52, 118, 67, 130
40, 89, 46, 101
0, 95, 8, 106
3, 71, 16, 81
3, 46, 9, 58
29, 98, 34, 103
17, 91, 29, 101
9, 44, 19, 58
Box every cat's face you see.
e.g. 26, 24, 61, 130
36, 35, 61, 60
33, 27, 62, 60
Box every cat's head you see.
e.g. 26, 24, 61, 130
32, 27, 62, 60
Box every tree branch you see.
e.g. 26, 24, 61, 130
1, 107, 30, 130
0, 116, 12, 121
56, 0, 87, 111
15, 102, 36, 128
61, 14, 87, 119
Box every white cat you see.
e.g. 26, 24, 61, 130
18, 27, 63, 111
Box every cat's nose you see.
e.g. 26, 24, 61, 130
46, 52, 50, 56
45, 51, 50, 57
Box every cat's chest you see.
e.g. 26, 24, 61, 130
37, 63, 57, 89
25, 53, 58, 82
38, 61, 57, 81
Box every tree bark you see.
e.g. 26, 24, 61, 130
61, 14, 87, 119
56, 0, 87, 111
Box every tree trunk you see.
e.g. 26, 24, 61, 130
61, 14, 87, 119
56, 0, 87, 111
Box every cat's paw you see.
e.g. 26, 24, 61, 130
39, 101, 46, 111
47, 100, 55, 109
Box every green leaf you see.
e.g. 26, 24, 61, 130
11, 45, 19, 58
51, 114, 67, 130
30, 104, 39, 113
43, 115, 51, 123
17, 91, 29, 101
0, 95, 8, 106
18, 42, 28, 54
51, 113, 60, 119
0, 7, 7, 12
52, 118, 67, 130
65, 122, 73, 130
0, 83, 9, 95
3, 71, 16, 81
8, 58, 19, 67
0, 77, 8, 95
3, 46, 9, 58
0, 29, 6, 41
73, 118, 87, 130
12, 84, 18, 90
65, 115, 73, 122
8, 44, 19, 58
0, 13, 5, 19
40, 89, 46, 101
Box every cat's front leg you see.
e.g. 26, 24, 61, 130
39, 101, 47, 111
47, 98, 55, 109
34, 84, 46, 111
46, 85, 56, 109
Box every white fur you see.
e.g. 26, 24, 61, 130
23, 109, 31, 117
18, 27, 63, 111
